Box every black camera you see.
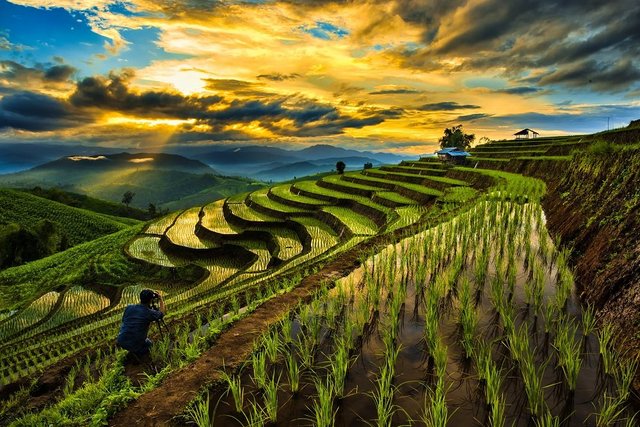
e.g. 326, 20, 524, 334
149, 292, 161, 310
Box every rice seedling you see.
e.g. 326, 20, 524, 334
623, 412, 638, 427
594, 392, 626, 427
459, 278, 477, 359
372, 364, 396, 427
474, 340, 493, 383
220, 370, 244, 413
520, 352, 548, 417
252, 351, 268, 390
553, 317, 581, 391
488, 393, 506, 427
262, 329, 280, 364
63, 365, 77, 397
421, 379, 451, 427
296, 331, 316, 369
534, 412, 560, 427
312, 377, 336, 427
185, 390, 212, 427
598, 324, 617, 375
485, 364, 504, 410
328, 337, 351, 398
285, 351, 301, 394
581, 305, 597, 337
614, 357, 638, 401
280, 316, 293, 346
243, 398, 266, 427
263, 373, 280, 423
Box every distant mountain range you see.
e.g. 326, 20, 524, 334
166, 143, 413, 181
0, 152, 263, 210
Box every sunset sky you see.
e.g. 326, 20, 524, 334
1, 0, 639, 153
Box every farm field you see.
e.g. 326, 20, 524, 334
0, 129, 639, 427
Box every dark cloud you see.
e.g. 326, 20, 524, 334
394, 0, 640, 93
456, 113, 491, 122
494, 87, 541, 95
256, 73, 301, 81
369, 88, 422, 95
0, 91, 92, 132
70, 69, 224, 118
417, 102, 481, 111
65, 69, 389, 138
0, 60, 76, 85
43, 65, 77, 82
537, 59, 640, 92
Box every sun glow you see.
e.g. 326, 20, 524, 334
105, 116, 196, 127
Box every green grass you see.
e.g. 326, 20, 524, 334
343, 172, 443, 197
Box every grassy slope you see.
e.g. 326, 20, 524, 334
0, 188, 136, 245
0, 224, 203, 311
20, 187, 150, 222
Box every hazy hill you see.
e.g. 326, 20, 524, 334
0, 143, 124, 174
0, 153, 263, 209
173, 143, 410, 180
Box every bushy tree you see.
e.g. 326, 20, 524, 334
122, 191, 135, 208
336, 161, 346, 174
439, 125, 475, 150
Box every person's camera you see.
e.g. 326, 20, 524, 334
149, 292, 161, 310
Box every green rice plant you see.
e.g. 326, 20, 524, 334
534, 412, 560, 427
312, 377, 336, 427
280, 316, 293, 346
459, 286, 477, 360
220, 370, 244, 413
263, 373, 280, 423
243, 398, 266, 427
474, 340, 493, 383
623, 412, 638, 427
328, 338, 351, 398
184, 390, 212, 427
488, 394, 506, 427
543, 301, 556, 334
372, 364, 396, 427
63, 366, 77, 397
614, 357, 638, 401
296, 331, 316, 369
598, 324, 617, 375
262, 329, 280, 364
421, 379, 451, 427
485, 364, 504, 409
553, 316, 581, 390
433, 338, 448, 381
251, 351, 268, 390
594, 392, 626, 427
581, 305, 597, 337
285, 352, 301, 394
520, 352, 548, 417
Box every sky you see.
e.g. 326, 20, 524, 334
0, 0, 639, 154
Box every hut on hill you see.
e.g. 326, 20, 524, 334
436, 147, 471, 164
514, 128, 539, 139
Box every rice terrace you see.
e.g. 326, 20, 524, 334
1, 0, 640, 426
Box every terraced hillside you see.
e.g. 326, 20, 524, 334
1, 139, 638, 427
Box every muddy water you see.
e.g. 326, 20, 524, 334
207, 203, 637, 426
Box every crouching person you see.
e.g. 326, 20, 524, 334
117, 289, 165, 361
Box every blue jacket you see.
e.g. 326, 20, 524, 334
117, 304, 164, 353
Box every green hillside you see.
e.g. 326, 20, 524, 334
0, 188, 135, 244
21, 187, 151, 221
0, 188, 139, 269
